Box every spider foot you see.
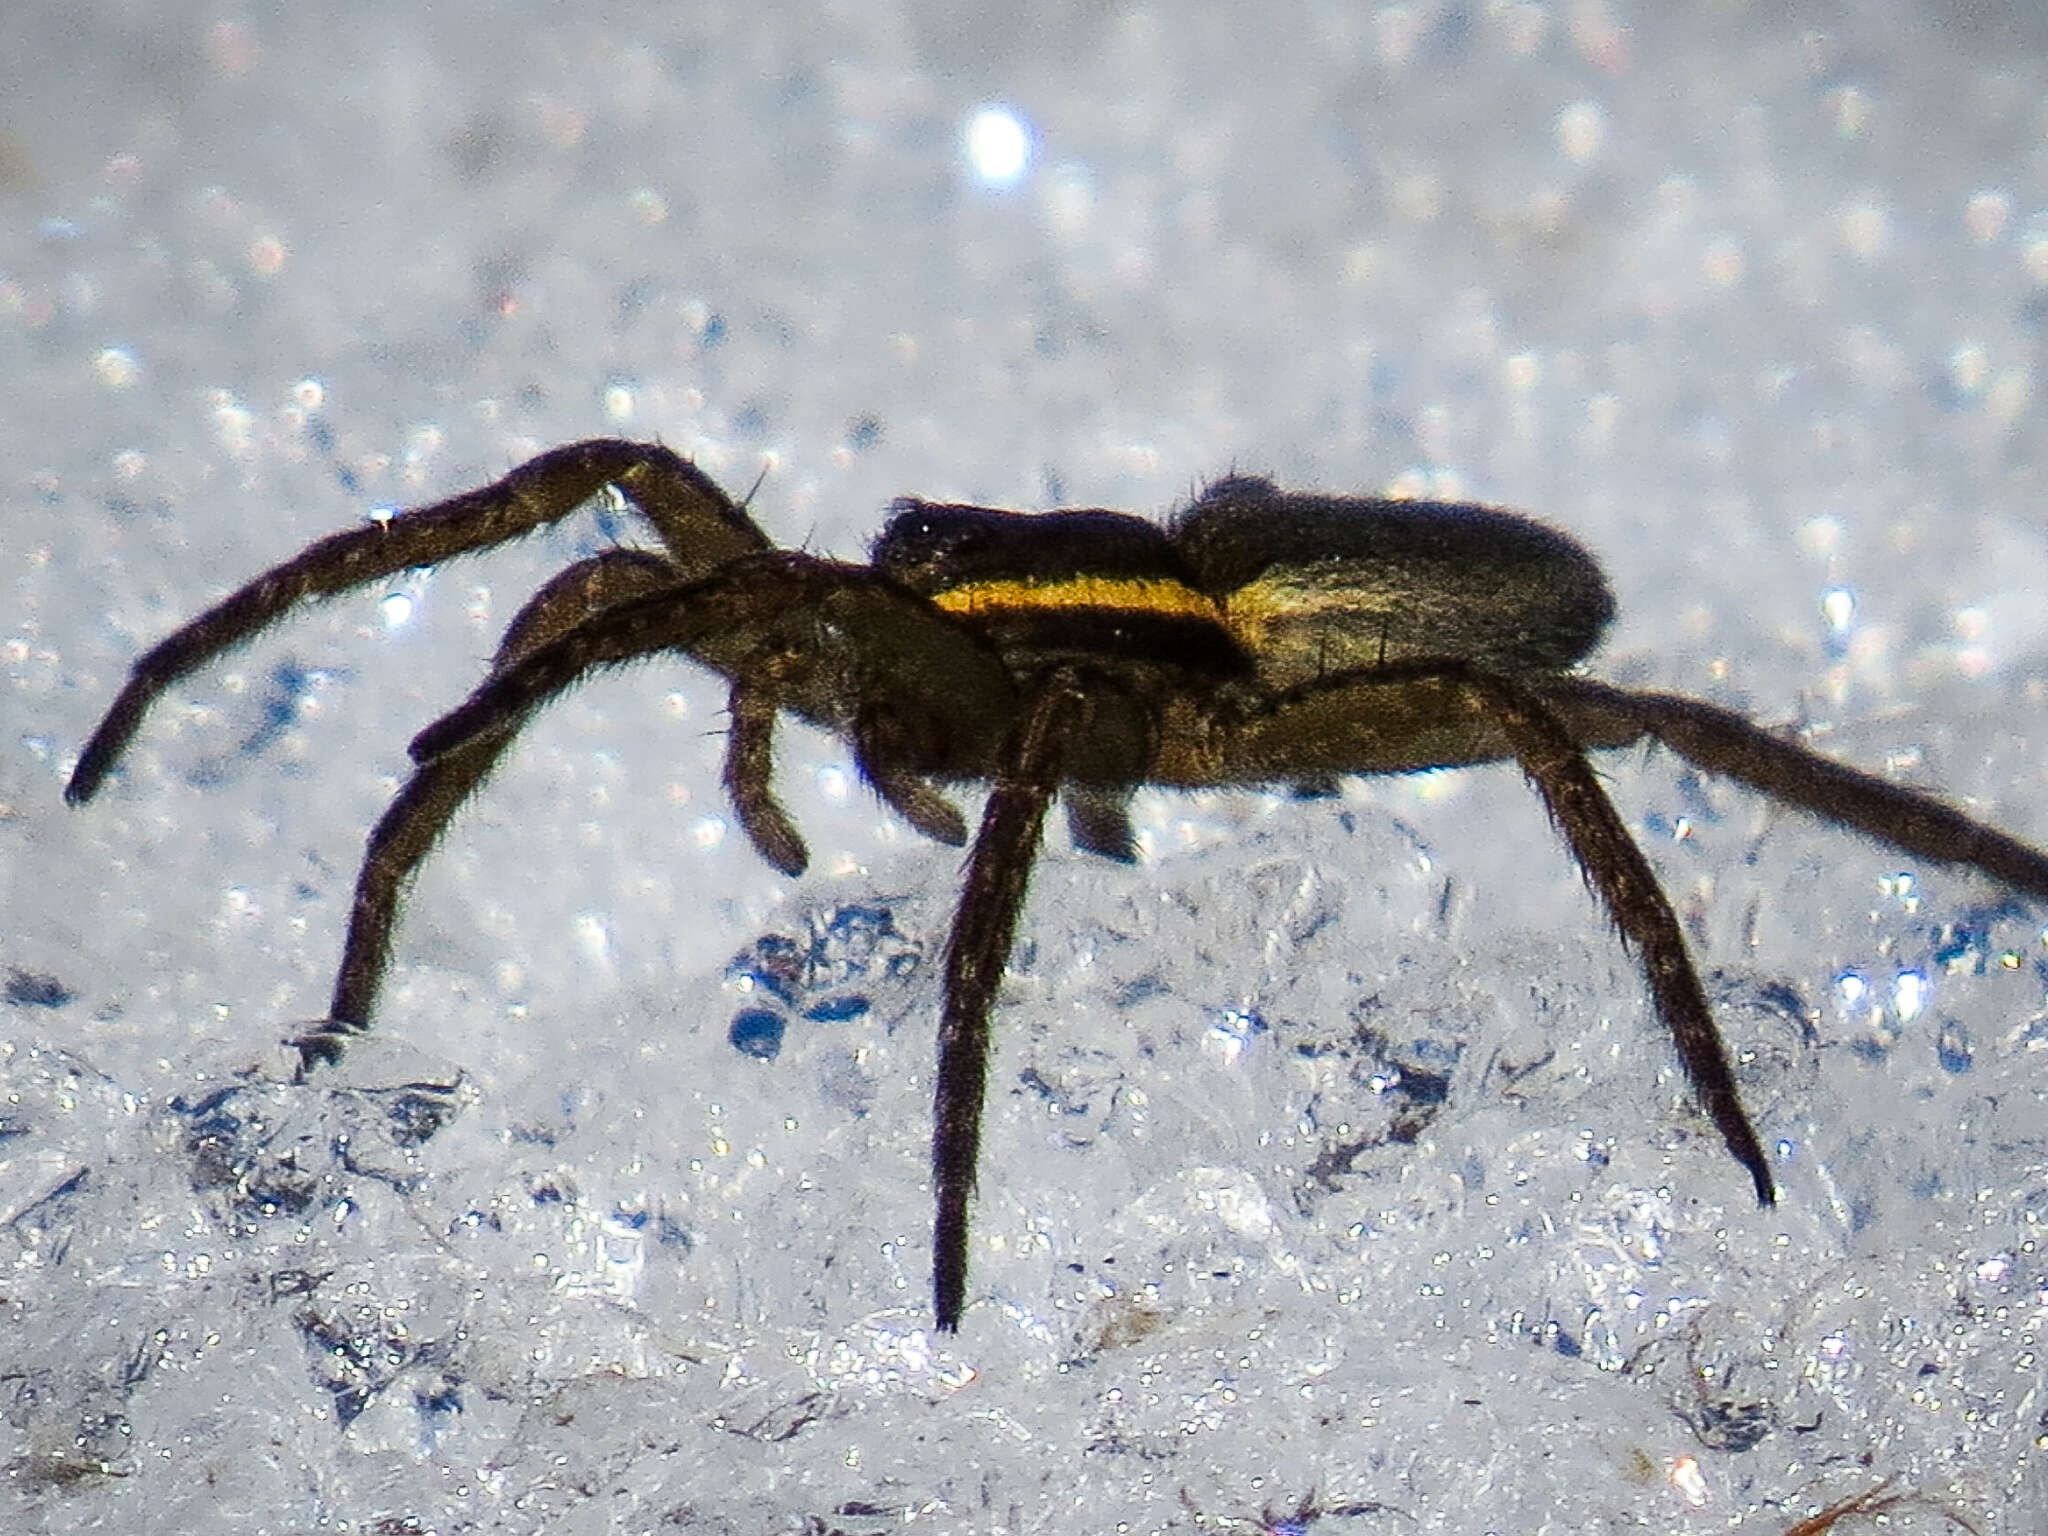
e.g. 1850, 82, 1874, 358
287, 1018, 369, 1079
283, 1020, 468, 1125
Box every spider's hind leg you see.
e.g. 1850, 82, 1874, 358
1547, 677, 2048, 900
1219, 660, 1774, 1202
1467, 668, 1777, 1206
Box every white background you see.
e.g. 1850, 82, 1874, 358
3, 3, 2045, 1532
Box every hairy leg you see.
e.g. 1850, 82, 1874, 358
931, 677, 1089, 1330
407, 553, 838, 764
1063, 784, 1139, 862
300, 551, 685, 1068
1466, 669, 1776, 1204
1547, 677, 2048, 898
67, 441, 767, 803
410, 553, 1020, 785
1223, 660, 1774, 1204
723, 678, 808, 877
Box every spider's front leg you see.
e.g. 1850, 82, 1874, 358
405, 553, 1012, 862
65, 441, 770, 807
302, 555, 855, 1069
299, 548, 686, 1069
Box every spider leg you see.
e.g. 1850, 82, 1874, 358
297, 550, 684, 1070
407, 554, 831, 764
312, 552, 1008, 1076
1064, 784, 1139, 862
409, 553, 1015, 764
65, 440, 768, 805
1221, 660, 1774, 1203
863, 757, 970, 847
723, 680, 808, 877
1546, 678, 2048, 899
932, 675, 1089, 1330
302, 728, 507, 1070
1461, 668, 1776, 1205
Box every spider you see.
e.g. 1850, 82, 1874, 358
67, 439, 2048, 1331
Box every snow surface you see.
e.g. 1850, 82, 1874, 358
3, 3, 2046, 1532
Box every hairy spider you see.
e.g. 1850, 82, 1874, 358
67, 440, 2048, 1330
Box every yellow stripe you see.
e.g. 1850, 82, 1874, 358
931, 575, 1222, 622
1220, 572, 1365, 638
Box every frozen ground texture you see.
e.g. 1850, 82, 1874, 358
3, 2, 2046, 1532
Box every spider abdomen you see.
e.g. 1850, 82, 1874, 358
1174, 474, 1616, 686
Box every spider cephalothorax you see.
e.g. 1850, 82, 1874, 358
69, 440, 2048, 1330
